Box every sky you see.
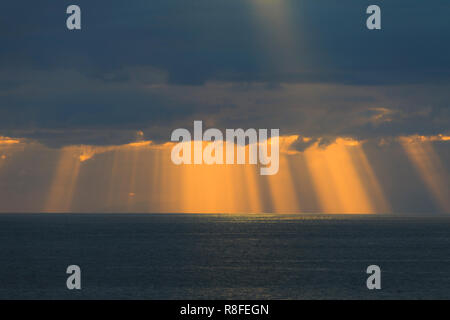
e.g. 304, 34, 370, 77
0, 0, 449, 213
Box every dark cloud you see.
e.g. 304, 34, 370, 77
290, 137, 318, 152
1, 0, 448, 84
0, 0, 449, 146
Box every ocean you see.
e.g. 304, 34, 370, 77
0, 213, 449, 299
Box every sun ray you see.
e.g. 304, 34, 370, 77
400, 138, 450, 213
36, 134, 445, 214
249, 0, 303, 71
304, 139, 376, 214
349, 146, 391, 213
266, 154, 301, 213
45, 146, 82, 212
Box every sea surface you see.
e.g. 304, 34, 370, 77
0, 213, 449, 299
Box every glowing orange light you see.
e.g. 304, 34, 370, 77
400, 137, 450, 213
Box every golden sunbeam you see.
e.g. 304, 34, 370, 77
243, 164, 263, 213
349, 146, 392, 213
158, 147, 182, 213
400, 138, 450, 213
45, 146, 82, 212
304, 139, 376, 214
148, 148, 162, 212
266, 154, 301, 213
176, 141, 263, 214
106, 150, 121, 210
126, 146, 141, 210
37, 134, 438, 214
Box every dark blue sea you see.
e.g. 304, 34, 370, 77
0, 214, 449, 299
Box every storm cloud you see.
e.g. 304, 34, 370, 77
0, 0, 449, 146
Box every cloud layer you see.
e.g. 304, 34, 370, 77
0, 0, 449, 146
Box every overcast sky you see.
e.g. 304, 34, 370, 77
0, 1, 449, 213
